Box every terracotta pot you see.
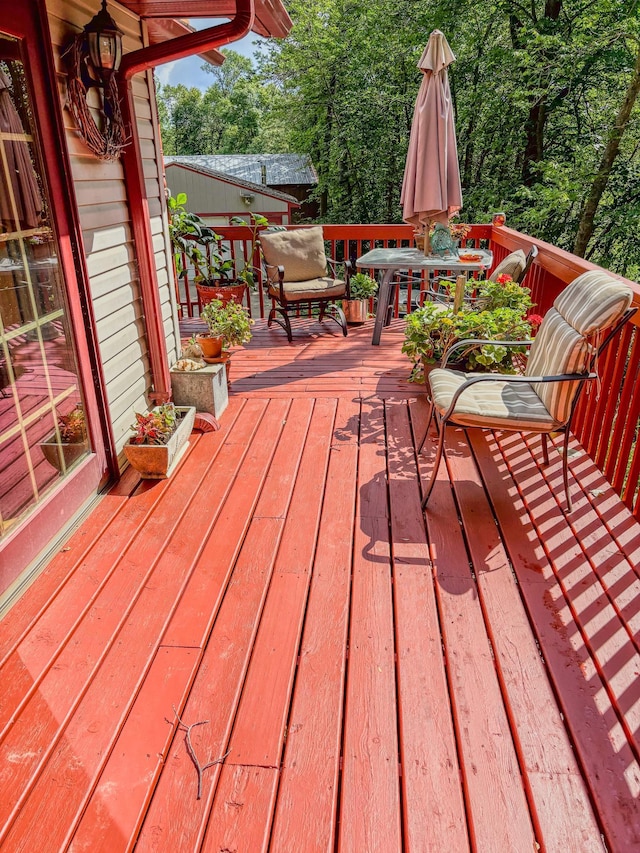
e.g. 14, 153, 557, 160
196, 334, 223, 359
196, 282, 247, 308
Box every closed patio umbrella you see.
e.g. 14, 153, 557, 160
400, 30, 462, 252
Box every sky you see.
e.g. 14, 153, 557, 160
154, 19, 262, 91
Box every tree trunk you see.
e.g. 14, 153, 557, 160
573, 44, 640, 257
520, 1, 563, 185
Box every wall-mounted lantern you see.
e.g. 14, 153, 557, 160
64, 0, 127, 161
84, 0, 124, 84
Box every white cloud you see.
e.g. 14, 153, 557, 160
155, 61, 176, 87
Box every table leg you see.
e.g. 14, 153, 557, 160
371, 269, 395, 346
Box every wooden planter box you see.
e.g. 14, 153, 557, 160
40, 438, 89, 472
123, 406, 196, 479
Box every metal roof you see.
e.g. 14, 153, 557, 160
164, 155, 318, 186
164, 159, 299, 204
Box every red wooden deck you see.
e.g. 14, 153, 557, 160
2, 317, 640, 852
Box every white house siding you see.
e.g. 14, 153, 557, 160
47, 0, 179, 456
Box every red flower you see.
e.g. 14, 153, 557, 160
528, 314, 544, 334
496, 273, 514, 285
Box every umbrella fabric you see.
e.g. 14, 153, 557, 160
400, 30, 462, 230
0, 68, 44, 232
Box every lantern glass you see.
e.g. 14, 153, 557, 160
84, 1, 123, 81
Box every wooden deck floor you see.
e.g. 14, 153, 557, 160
2, 318, 640, 852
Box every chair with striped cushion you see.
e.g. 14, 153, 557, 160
418, 270, 636, 511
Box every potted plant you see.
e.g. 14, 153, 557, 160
40, 404, 89, 472
199, 298, 253, 382
168, 192, 217, 278
342, 272, 378, 324
230, 212, 270, 291
402, 273, 534, 380
123, 402, 196, 478
167, 193, 241, 308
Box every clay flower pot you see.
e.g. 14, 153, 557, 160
196, 282, 247, 308
196, 334, 223, 359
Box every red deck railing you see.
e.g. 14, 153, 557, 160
175, 223, 640, 517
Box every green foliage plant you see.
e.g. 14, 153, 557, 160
200, 298, 254, 350
129, 404, 178, 446
402, 275, 534, 379
347, 272, 378, 300
230, 212, 270, 289
168, 193, 233, 283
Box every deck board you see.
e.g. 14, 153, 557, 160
2, 319, 640, 852
448, 430, 604, 851
386, 401, 469, 852
418, 422, 537, 851
339, 402, 402, 853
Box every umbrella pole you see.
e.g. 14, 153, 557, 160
424, 225, 431, 257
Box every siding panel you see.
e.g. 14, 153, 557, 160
47, 0, 178, 462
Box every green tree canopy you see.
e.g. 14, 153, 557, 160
156, 3, 640, 276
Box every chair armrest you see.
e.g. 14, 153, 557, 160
442, 338, 533, 366
439, 371, 595, 422
264, 263, 286, 301
327, 257, 352, 280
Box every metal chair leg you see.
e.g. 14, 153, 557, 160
268, 306, 293, 342
422, 416, 446, 510
541, 433, 549, 466
417, 399, 435, 454
562, 429, 572, 513
324, 302, 348, 337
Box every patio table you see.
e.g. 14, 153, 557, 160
356, 247, 493, 345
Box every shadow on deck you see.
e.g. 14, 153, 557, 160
1, 318, 639, 851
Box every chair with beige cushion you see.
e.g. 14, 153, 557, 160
489, 245, 538, 284
259, 226, 351, 342
418, 270, 636, 512
488, 249, 526, 282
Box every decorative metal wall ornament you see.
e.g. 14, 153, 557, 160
63, 1, 127, 161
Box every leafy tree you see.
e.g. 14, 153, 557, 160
156, 2, 640, 275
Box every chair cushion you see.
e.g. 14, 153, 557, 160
429, 368, 559, 430
489, 250, 526, 282
260, 226, 328, 282
525, 272, 633, 423
525, 308, 590, 424
268, 277, 346, 302
553, 270, 633, 335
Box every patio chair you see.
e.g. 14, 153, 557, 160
517, 245, 538, 285
259, 226, 351, 342
488, 249, 527, 282
418, 270, 636, 512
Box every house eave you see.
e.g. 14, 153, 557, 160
119, 0, 292, 39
